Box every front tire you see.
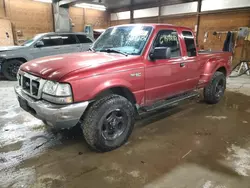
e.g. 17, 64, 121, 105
82, 95, 135, 152
204, 71, 226, 104
2, 59, 23, 81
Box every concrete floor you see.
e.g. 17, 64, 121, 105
1, 75, 250, 188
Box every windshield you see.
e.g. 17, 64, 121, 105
92, 25, 153, 55
21, 34, 44, 46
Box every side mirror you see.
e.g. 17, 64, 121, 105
149, 47, 171, 60
35, 41, 44, 48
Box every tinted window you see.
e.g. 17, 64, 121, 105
153, 30, 181, 58
182, 31, 197, 57
41, 35, 62, 47
60, 34, 77, 45
77, 35, 92, 43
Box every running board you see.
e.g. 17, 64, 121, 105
140, 91, 199, 112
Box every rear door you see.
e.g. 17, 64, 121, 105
76, 34, 93, 51
180, 30, 200, 88
59, 34, 81, 54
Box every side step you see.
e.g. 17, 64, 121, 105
141, 91, 199, 112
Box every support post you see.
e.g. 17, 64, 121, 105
52, 0, 72, 32
130, 0, 134, 23
158, 0, 161, 23
196, 0, 202, 44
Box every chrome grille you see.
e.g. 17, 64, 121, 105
18, 70, 46, 99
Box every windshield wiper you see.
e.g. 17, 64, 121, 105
100, 48, 127, 56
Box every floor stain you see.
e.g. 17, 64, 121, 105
1, 80, 250, 188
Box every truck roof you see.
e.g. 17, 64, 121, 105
110, 23, 193, 31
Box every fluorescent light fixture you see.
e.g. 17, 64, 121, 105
33, 0, 52, 3
75, 3, 106, 11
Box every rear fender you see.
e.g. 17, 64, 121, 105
198, 58, 226, 88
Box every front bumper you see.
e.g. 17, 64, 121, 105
15, 86, 89, 129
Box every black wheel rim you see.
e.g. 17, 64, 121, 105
102, 109, 128, 141
7, 62, 21, 78
215, 79, 225, 98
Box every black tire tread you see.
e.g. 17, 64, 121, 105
204, 71, 226, 104
82, 94, 135, 152
2, 59, 23, 81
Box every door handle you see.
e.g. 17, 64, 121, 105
180, 62, 185, 67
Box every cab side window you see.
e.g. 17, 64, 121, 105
153, 30, 181, 58
60, 34, 77, 45
40, 35, 62, 47
182, 31, 197, 57
76, 35, 92, 43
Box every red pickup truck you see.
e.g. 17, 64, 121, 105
15, 24, 232, 152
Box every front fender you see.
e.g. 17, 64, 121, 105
92, 79, 133, 98
70, 69, 145, 104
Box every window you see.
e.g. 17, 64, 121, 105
76, 35, 92, 43
40, 35, 62, 47
153, 30, 181, 58
92, 25, 153, 55
182, 31, 197, 57
60, 34, 77, 45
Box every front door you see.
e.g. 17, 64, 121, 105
144, 29, 191, 104
29, 34, 63, 59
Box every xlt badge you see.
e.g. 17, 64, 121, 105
130, 73, 141, 77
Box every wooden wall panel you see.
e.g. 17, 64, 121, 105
198, 11, 250, 50
69, 7, 84, 32
0, 18, 14, 45
198, 11, 250, 64
0, 0, 5, 18
70, 8, 109, 31
85, 9, 109, 29
5, 0, 53, 44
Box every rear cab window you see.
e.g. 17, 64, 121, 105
182, 31, 197, 57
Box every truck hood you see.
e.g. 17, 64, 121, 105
0, 46, 25, 52
20, 52, 133, 81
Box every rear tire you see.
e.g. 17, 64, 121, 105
204, 71, 226, 104
82, 94, 135, 152
2, 59, 23, 81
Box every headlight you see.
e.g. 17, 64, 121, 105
42, 81, 73, 104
